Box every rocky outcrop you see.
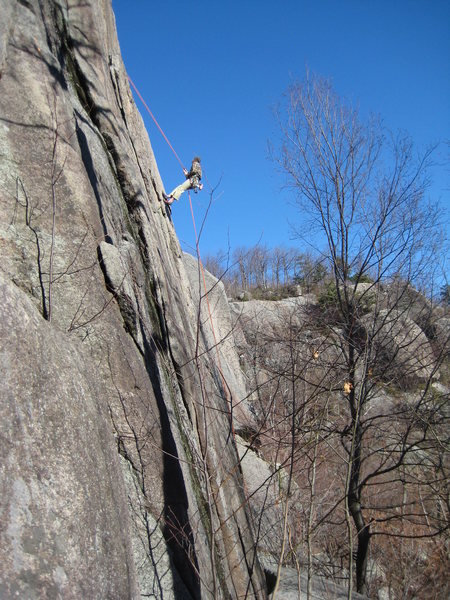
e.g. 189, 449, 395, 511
261, 559, 368, 600
0, 1, 266, 597
230, 296, 311, 336
361, 309, 437, 385
182, 252, 257, 428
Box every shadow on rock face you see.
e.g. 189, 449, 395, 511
142, 332, 201, 599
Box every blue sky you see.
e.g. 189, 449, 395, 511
112, 0, 449, 268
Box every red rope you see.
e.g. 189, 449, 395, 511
128, 76, 186, 172
128, 75, 235, 437
188, 192, 236, 438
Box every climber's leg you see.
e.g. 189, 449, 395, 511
169, 179, 192, 201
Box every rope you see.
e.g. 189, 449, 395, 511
128, 75, 235, 436
128, 75, 186, 171
188, 191, 236, 438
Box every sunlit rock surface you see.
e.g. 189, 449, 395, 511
0, 1, 266, 597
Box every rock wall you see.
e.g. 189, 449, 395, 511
0, 1, 266, 598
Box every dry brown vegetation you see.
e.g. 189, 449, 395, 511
216, 72, 449, 597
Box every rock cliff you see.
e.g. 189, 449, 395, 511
0, 1, 266, 598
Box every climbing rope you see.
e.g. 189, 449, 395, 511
188, 191, 234, 428
128, 76, 235, 435
128, 76, 185, 171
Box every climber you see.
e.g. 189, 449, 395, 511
163, 156, 203, 205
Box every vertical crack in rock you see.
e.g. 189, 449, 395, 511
142, 335, 201, 598
75, 114, 110, 241
0, 1, 268, 597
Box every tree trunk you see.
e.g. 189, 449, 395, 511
347, 333, 370, 595
348, 491, 370, 594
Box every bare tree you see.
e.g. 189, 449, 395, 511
272, 72, 449, 594
233, 246, 251, 291
250, 244, 270, 289
203, 254, 224, 280
270, 246, 286, 288
294, 252, 328, 294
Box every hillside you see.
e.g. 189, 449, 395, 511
183, 249, 449, 598
222, 274, 449, 599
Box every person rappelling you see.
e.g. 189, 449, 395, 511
163, 156, 203, 205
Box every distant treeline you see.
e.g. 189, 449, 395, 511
202, 246, 450, 303
203, 245, 329, 296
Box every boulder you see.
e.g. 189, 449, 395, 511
361, 309, 437, 385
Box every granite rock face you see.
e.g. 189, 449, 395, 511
0, 1, 266, 597
361, 309, 437, 384
182, 252, 258, 428
0, 273, 138, 599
